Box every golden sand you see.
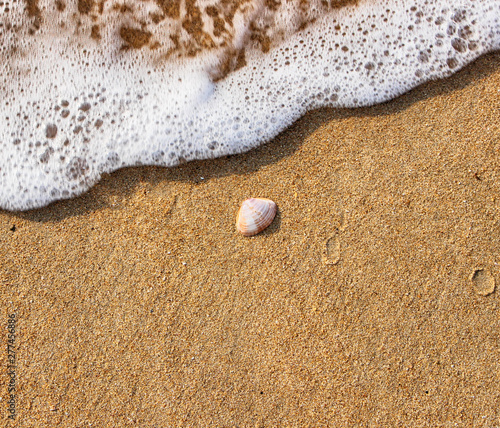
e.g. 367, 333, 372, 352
2, 52, 499, 426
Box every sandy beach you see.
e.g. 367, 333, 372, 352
2, 51, 500, 426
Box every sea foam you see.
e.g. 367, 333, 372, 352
0, 0, 499, 210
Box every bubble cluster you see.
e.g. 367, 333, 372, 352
0, 0, 498, 210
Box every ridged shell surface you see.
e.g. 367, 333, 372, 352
236, 198, 277, 237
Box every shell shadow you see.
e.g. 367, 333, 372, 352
260, 205, 281, 237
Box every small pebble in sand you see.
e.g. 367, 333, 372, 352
471, 269, 496, 296
236, 198, 277, 237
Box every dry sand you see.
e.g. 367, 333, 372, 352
2, 52, 500, 426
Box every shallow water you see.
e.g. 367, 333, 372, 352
0, 0, 499, 210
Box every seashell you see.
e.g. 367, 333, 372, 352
236, 198, 277, 237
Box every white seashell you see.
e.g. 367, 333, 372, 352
236, 198, 277, 236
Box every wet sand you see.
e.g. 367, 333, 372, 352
2, 52, 500, 426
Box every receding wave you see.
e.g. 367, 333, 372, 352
0, 0, 498, 210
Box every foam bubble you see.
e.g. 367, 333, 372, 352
0, 0, 499, 210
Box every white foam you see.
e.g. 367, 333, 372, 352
0, 0, 499, 210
